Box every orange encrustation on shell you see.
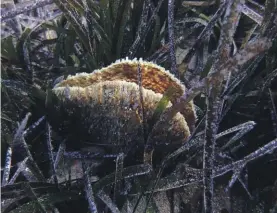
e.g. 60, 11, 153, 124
51, 58, 196, 147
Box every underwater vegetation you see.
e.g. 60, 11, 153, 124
1, 0, 277, 212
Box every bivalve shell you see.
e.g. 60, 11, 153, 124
49, 58, 196, 149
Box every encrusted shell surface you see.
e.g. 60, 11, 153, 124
50, 58, 196, 148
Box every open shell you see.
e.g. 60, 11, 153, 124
50, 58, 196, 148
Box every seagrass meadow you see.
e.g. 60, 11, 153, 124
1, 0, 277, 212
